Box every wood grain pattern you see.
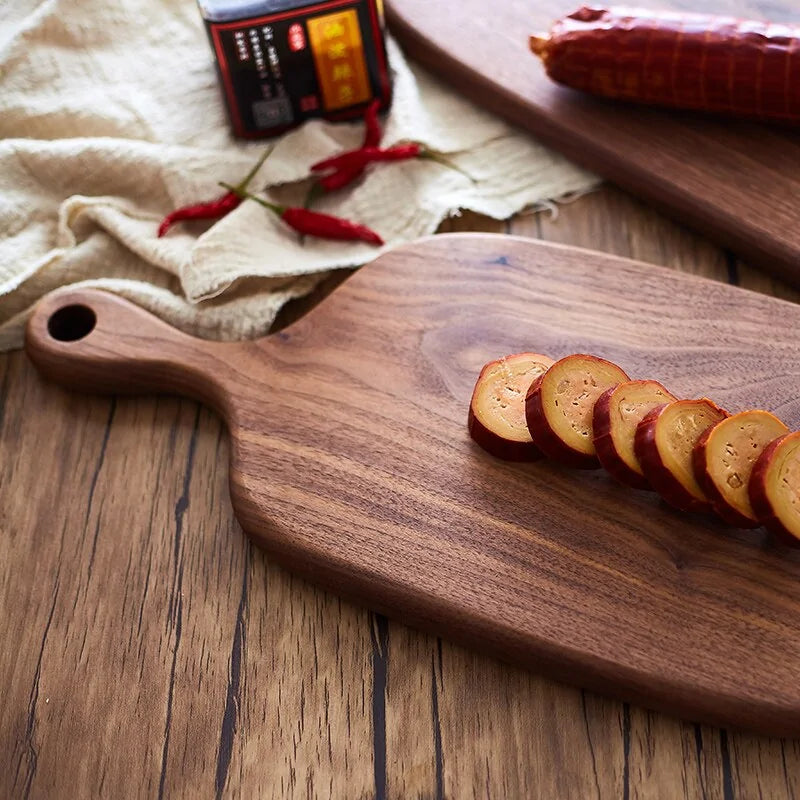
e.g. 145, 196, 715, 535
5, 187, 800, 799
385, 0, 800, 289
21, 233, 800, 740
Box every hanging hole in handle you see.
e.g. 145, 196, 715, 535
47, 304, 97, 342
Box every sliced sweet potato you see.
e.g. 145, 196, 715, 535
749, 432, 800, 545
635, 399, 728, 512
468, 352, 555, 460
593, 380, 678, 490
693, 410, 789, 528
525, 354, 629, 468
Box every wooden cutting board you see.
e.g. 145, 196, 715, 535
385, 0, 800, 289
25, 235, 800, 737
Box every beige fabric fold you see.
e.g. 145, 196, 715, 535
0, 0, 597, 351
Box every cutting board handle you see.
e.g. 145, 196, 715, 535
25, 288, 239, 415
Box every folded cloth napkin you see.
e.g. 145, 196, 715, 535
0, 0, 597, 352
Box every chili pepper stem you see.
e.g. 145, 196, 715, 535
219, 182, 285, 215
417, 150, 477, 183
304, 181, 324, 209
234, 145, 274, 193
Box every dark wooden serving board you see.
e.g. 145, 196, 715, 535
25, 235, 800, 737
385, 0, 800, 289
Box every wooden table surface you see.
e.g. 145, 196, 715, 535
3, 186, 800, 799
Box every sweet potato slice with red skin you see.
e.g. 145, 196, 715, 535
468, 352, 555, 461
525, 354, 630, 469
635, 399, 728, 512
693, 410, 789, 528
593, 380, 677, 490
749, 432, 800, 545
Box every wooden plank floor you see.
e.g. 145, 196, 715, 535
3, 186, 800, 799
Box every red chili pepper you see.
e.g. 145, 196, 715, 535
311, 144, 421, 174
281, 207, 384, 245
157, 192, 241, 237
363, 98, 382, 148
158, 146, 273, 237
319, 167, 364, 192
221, 183, 384, 246
312, 99, 384, 195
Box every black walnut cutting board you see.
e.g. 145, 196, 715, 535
385, 0, 800, 289
25, 235, 800, 737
